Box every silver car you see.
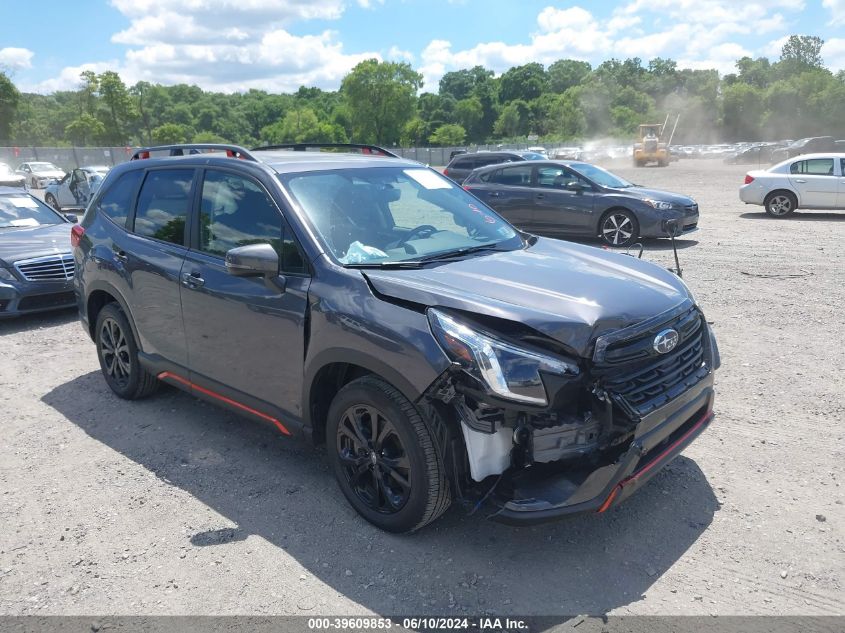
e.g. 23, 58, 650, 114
44, 165, 110, 212
16, 162, 66, 189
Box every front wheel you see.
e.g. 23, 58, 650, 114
327, 376, 451, 533
95, 303, 159, 400
600, 209, 639, 247
45, 194, 59, 210
764, 191, 797, 217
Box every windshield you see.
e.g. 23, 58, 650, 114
29, 162, 60, 171
569, 162, 633, 188
519, 152, 546, 160
0, 194, 65, 228
280, 166, 522, 265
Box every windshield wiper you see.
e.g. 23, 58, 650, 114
344, 260, 427, 269
417, 243, 506, 262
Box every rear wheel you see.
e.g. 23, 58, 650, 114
600, 209, 639, 247
95, 303, 159, 400
327, 376, 451, 532
764, 191, 797, 217
45, 193, 59, 210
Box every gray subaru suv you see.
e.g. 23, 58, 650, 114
73, 143, 719, 532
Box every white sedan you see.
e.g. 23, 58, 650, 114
739, 153, 845, 217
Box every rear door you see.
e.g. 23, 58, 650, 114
124, 167, 194, 368
179, 168, 311, 425
531, 165, 597, 236
788, 158, 838, 208
470, 164, 536, 230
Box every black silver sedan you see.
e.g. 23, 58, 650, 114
462, 160, 699, 247
0, 187, 76, 318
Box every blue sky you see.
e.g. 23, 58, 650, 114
1, 0, 843, 94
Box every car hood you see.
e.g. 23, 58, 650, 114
0, 174, 26, 183
0, 222, 72, 264
32, 170, 65, 178
613, 187, 695, 206
363, 237, 691, 358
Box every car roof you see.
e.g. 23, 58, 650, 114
470, 158, 590, 174
253, 150, 421, 174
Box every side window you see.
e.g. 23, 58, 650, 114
841, 159, 845, 176
537, 166, 591, 189
790, 159, 834, 176
281, 221, 308, 275
133, 169, 193, 245
199, 170, 282, 256
455, 157, 475, 170
488, 164, 533, 186
95, 169, 143, 228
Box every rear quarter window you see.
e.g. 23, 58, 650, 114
94, 170, 144, 228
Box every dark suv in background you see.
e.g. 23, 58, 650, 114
74, 143, 719, 532
443, 150, 544, 184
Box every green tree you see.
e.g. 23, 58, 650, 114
722, 83, 764, 140
547, 60, 591, 94
493, 100, 530, 137
98, 71, 135, 143
779, 35, 824, 76
454, 97, 483, 140
0, 72, 20, 140
499, 63, 546, 104
65, 113, 105, 145
429, 123, 466, 146
152, 123, 190, 144
341, 59, 422, 145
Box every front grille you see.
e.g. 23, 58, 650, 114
593, 307, 709, 415
17, 291, 76, 312
14, 254, 74, 282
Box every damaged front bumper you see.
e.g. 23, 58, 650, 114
489, 373, 714, 525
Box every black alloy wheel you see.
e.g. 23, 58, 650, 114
336, 404, 411, 514
327, 376, 451, 532
94, 303, 159, 400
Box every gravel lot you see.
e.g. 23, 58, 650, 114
0, 159, 843, 618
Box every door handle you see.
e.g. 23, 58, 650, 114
535, 193, 545, 199
488, 191, 502, 198
181, 271, 205, 288
794, 179, 806, 183
113, 249, 128, 263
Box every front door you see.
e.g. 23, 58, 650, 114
839, 159, 845, 209
179, 168, 311, 425
788, 158, 838, 208
531, 166, 597, 236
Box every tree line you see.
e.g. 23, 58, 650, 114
0, 35, 843, 149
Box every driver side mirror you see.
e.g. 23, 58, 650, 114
64, 214, 79, 223
565, 181, 584, 192
225, 243, 279, 277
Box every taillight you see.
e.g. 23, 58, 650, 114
744, 174, 754, 184
443, 168, 449, 176
70, 224, 85, 248
463, 185, 472, 191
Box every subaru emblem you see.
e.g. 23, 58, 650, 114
653, 329, 679, 354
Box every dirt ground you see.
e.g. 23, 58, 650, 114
0, 159, 842, 617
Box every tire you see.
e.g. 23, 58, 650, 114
764, 191, 797, 217
327, 376, 451, 533
94, 303, 159, 400
30, 177, 38, 189
45, 194, 59, 210
600, 209, 639, 247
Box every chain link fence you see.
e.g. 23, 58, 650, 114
0, 143, 550, 170
0, 146, 134, 171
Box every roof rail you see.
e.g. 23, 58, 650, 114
129, 144, 257, 161
250, 143, 399, 158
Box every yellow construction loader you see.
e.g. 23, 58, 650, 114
632, 116, 678, 167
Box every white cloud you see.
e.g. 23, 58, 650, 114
34, 61, 121, 93
822, 0, 845, 26
387, 46, 414, 62
821, 38, 845, 71
0, 47, 34, 71
419, 1, 805, 89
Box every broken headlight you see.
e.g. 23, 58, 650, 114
428, 308, 579, 406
